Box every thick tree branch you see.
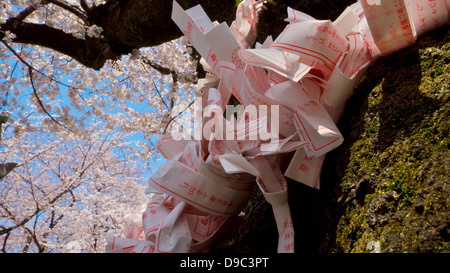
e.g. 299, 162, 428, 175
89, 0, 236, 53
1, 19, 113, 70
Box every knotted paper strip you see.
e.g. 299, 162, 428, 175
106, 0, 449, 253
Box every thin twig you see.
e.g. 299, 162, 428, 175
1, 232, 10, 253
162, 99, 195, 134
1, 41, 73, 89
46, 0, 89, 24
142, 57, 176, 75
152, 79, 170, 111
28, 67, 73, 132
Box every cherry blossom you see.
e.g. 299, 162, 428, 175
0, 0, 198, 252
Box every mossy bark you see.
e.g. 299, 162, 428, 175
332, 27, 449, 253
215, 27, 450, 253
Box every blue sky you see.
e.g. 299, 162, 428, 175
1, 54, 167, 181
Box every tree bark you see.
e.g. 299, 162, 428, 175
89, 0, 237, 52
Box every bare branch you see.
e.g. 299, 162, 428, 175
2, 41, 78, 89
1, 232, 10, 253
152, 79, 170, 111
23, 226, 45, 253
162, 99, 195, 134
142, 57, 177, 75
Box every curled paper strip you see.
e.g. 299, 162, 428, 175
106, 0, 449, 253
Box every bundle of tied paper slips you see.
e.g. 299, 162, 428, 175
106, 0, 449, 253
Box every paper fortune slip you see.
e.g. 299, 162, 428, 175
106, 0, 449, 253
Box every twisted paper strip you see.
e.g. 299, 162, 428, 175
106, 0, 449, 253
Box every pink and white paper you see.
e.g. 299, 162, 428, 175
106, 0, 449, 253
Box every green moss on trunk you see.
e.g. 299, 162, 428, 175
333, 28, 449, 253
216, 27, 449, 253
